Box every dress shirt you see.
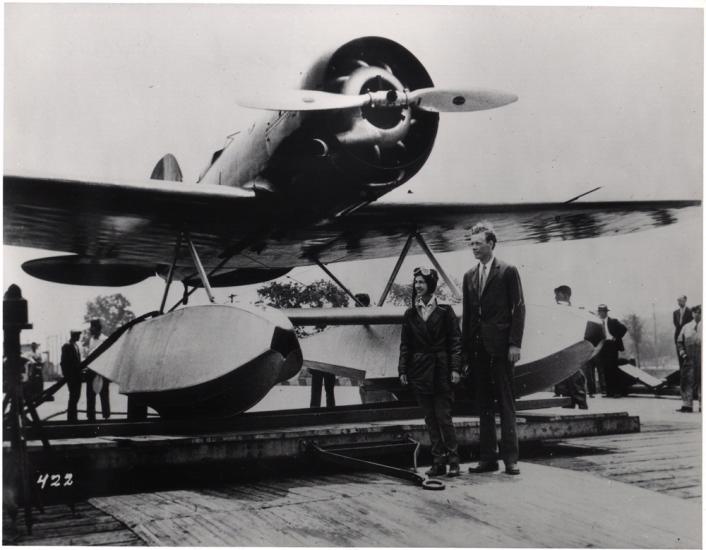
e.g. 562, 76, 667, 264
416, 296, 438, 322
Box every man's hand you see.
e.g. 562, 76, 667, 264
508, 345, 521, 363
451, 371, 461, 385
400, 374, 408, 386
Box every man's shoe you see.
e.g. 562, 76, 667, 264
677, 406, 693, 413
468, 461, 499, 473
426, 464, 447, 477
561, 404, 575, 409
504, 463, 521, 475
447, 464, 461, 477
578, 404, 589, 410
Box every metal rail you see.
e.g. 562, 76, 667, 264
17, 397, 571, 441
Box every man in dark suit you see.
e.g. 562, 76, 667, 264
60, 330, 83, 422
673, 295, 693, 370
596, 305, 628, 397
462, 222, 525, 475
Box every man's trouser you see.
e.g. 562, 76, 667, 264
555, 369, 588, 408
310, 370, 336, 408
416, 391, 459, 465
86, 372, 111, 420
681, 343, 701, 408
66, 377, 82, 422
471, 338, 518, 465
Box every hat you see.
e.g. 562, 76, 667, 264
554, 285, 572, 296
90, 319, 102, 327
413, 266, 439, 293
70, 329, 82, 335
597, 304, 609, 311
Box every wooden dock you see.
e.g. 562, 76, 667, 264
3, 395, 701, 546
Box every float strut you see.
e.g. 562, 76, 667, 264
377, 233, 414, 306
312, 258, 365, 307
185, 233, 216, 303
413, 232, 461, 301
159, 233, 183, 314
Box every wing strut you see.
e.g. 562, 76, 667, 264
377, 231, 461, 306
185, 233, 216, 303
377, 233, 415, 306
159, 233, 184, 314
413, 232, 461, 301
312, 258, 367, 307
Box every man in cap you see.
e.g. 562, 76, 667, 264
553, 286, 588, 409
676, 304, 701, 412
462, 221, 525, 475
83, 319, 110, 421
595, 304, 628, 397
60, 330, 83, 422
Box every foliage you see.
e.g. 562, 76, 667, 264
83, 294, 136, 337
384, 279, 462, 307
257, 279, 350, 336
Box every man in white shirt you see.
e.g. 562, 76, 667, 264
676, 305, 701, 413
673, 295, 693, 372
553, 286, 588, 409
83, 319, 110, 421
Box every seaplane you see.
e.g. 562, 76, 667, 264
4, 36, 699, 418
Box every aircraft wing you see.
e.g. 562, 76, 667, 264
296, 199, 701, 264
4, 173, 700, 277
4, 174, 259, 264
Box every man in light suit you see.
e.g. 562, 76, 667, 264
673, 295, 693, 370
462, 222, 525, 475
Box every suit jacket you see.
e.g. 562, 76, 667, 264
398, 304, 462, 395
60, 341, 82, 381
673, 307, 693, 342
462, 257, 525, 358
603, 317, 627, 353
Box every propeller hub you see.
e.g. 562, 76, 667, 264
337, 66, 410, 145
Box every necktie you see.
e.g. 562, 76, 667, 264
479, 264, 487, 295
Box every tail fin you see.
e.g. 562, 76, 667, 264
150, 154, 183, 182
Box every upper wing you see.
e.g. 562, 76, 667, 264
4, 174, 700, 279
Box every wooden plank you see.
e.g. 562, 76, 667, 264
88, 461, 700, 548
18, 529, 141, 546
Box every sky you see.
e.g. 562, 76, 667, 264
3, 4, 703, 356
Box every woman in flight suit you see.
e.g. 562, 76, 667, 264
398, 267, 463, 477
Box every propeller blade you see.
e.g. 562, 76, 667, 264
406, 88, 518, 113
238, 90, 369, 111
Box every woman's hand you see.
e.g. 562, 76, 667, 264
451, 371, 461, 385
400, 374, 408, 386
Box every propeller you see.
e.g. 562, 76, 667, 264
238, 88, 518, 113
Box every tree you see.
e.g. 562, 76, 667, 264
84, 294, 136, 336
257, 279, 350, 336
622, 313, 645, 367
384, 279, 462, 307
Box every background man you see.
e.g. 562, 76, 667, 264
462, 221, 525, 476
60, 330, 83, 422
83, 319, 110, 421
24, 342, 45, 400
595, 305, 628, 397
553, 286, 588, 409
673, 295, 693, 370
676, 304, 701, 413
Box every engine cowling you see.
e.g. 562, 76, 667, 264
309, 37, 439, 189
